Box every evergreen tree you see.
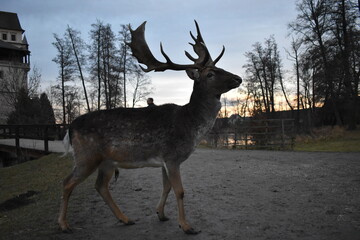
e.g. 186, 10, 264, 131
7, 89, 55, 125
39, 93, 56, 124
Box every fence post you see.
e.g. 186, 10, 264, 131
233, 128, 237, 149
245, 133, 248, 150
15, 126, 21, 158
44, 126, 49, 154
57, 125, 62, 140
281, 119, 285, 148
291, 119, 295, 149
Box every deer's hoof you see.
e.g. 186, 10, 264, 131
59, 226, 73, 234
59, 221, 73, 234
159, 216, 170, 222
126, 220, 135, 225
121, 219, 135, 225
185, 228, 201, 235
180, 225, 201, 235
157, 212, 170, 221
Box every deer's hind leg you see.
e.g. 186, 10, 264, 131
95, 162, 135, 225
156, 166, 172, 221
58, 160, 100, 232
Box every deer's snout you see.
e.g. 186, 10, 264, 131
235, 75, 242, 84
229, 75, 242, 89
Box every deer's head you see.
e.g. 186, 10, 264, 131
128, 21, 242, 99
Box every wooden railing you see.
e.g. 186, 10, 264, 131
205, 119, 295, 150
0, 124, 68, 154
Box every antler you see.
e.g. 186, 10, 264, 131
127, 21, 225, 72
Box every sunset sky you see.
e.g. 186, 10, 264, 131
2, 0, 298, 107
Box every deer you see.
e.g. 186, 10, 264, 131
58, 20, 242, 235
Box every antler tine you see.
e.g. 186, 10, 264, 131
185, 20, 212, 66
127, 21, 196, 72
213, 45, 225, 65
160, 43, 174, 64
185, 50, 197, 62
194, 20, 206, 45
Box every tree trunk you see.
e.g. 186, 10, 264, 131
97, 33, 101, 110
61, 55, 66, 124
67, 28, 91, 112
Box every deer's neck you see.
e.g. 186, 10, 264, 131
181, 89, 221, 144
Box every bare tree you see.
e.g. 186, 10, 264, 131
89, 20, 104, 110
130, 68, 153, 107
289, 0, 360, 128
221, 95, 229, 118
0, 63, 29, 107
289, 0, 341, 124
52, 33, 75, 124
88, 22, 120, 109
330, 0, 360, 129
26, 65, 41, 98
243, 36, 283, 114
285, 37, 302, 112
66, 26, 90, 112
102, 24, 120, 109
65, 86, 82, 123
119, 24, 137, 108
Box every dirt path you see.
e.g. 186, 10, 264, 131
6, 149, 360, 239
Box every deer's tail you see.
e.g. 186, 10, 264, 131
61, 129, 72, 157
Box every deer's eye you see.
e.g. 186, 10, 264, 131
207, 72, 214, 78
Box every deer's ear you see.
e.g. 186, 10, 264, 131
186, 69, 200, 81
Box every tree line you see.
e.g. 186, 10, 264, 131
237, 0, 359, 130
51, 21, 153, 124
6, 0, 358, 130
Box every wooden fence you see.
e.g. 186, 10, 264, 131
0, 124, 68, 154
204, 119, 295, 150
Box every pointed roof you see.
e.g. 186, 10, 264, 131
22, 35, 28, 45
0, 11, 24, 32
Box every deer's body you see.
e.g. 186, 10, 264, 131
58, 21, 241, 234
70, 94, 220, 169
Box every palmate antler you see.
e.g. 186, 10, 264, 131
127, 20, 225, 72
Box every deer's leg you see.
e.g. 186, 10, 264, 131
156, 166, 171, 221
166, 164, 200, 234
58, 164, 97, 232
95, 164, 134, 225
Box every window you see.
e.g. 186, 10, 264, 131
2, 33, 7, 40
11, 34, 16, 41
0, 71, 4, 79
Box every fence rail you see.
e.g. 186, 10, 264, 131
0, 124, 68, 154
205, 119, 295, 150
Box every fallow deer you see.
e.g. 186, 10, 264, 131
58, 20, 242, 234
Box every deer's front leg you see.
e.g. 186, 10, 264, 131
165, 164, 200, 234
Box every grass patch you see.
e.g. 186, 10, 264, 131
294, 126, 360, 152
0, 154, 80, 239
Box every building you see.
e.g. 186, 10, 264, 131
0, 11, 30, 124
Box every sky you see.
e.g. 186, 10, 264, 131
2, 0, 299, 107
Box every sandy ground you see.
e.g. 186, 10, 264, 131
5, 149, 360, 239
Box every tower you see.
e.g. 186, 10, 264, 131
0, 11, 30, 123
